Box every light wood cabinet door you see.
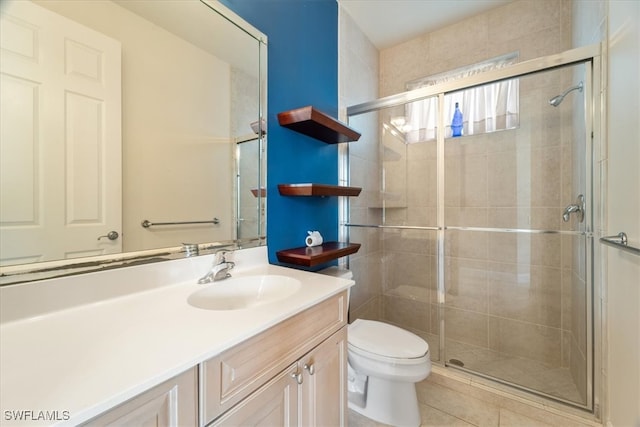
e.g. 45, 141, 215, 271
202, 291, 347, 423
299, 326, 347, 427
210, 363, 299, 427
83, 368, 197, 426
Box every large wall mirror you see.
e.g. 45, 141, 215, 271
0, 0, 266, 284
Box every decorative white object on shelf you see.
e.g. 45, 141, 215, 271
305, 230, 323, 247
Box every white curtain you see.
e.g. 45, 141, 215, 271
404, 54, 519, 143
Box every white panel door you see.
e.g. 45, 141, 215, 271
0, 1, 121, 265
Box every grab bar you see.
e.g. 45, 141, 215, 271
600, 232, 640, 255
141, 218, 220, 228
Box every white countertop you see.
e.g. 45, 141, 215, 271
0, 247, 353, 426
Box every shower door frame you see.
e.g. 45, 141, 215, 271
340, 43, 602, 414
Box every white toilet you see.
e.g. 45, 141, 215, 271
316, 267, 431, 426
347, 319, 431, 427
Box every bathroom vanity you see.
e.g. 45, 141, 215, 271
0, 247, 352, 426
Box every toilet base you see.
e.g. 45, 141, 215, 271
348, 375, 421, 427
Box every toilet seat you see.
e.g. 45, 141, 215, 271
347, 319, 432, 426
348, 319, 429, 360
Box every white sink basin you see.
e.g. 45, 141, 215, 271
187, 274, 302, 311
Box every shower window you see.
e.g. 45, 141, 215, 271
404, 53, 519, 141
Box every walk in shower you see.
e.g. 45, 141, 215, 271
342, 46, 599, 411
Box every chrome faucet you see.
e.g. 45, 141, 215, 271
562, 205, 580, 222
562, 194, 585, 223
198, 250, 235, 284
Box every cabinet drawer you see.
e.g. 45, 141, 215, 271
202, 291, 347, 423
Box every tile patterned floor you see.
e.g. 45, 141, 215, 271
348, 373, 597, 427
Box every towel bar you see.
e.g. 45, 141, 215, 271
141, 218, 220, 228
600, 232, 640, 255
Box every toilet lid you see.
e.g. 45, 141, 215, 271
348, 319, 429, 359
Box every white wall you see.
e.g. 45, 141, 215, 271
605, 1, 640, 425
118, 7, 233, 251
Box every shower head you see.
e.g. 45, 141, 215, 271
548, 81, 583, 107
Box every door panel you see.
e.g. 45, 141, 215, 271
0, 1, 121, 265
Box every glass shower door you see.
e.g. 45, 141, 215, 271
443, 62, 591, 407
345, 99, 441, 363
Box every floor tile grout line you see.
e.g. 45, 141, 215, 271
419, 402, 482, 427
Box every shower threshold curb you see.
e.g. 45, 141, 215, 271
429, 365, 601, 426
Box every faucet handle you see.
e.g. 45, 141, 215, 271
562, 194, 585, 223
213, 249, 236, 265
213, 249, 228, 263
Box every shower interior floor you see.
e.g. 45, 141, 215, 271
412, 331, 585, 405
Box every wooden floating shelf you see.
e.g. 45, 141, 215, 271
278, 184, 361, 197
277, 106, 361, 144
250, 188, 266, 198
276, 242, 361, 267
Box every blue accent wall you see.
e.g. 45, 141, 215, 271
222, 0, 339, 267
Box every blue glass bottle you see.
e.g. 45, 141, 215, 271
451, 102, 463, 137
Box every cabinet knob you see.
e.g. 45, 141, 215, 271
303, 363, 315, 375
291, 371, 303, 385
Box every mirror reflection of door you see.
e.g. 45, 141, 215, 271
0, 0, 266, 273
0, 1, 122, 266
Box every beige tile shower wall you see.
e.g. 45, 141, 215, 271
379, 0, 573, 98
338, 8, 382, 322
378, 107, 438, 335
348, 111, 383, 321
381, 228, 437, 333
378, 0, 576, 369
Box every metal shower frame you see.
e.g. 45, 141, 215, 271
339, 43, 603, 415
